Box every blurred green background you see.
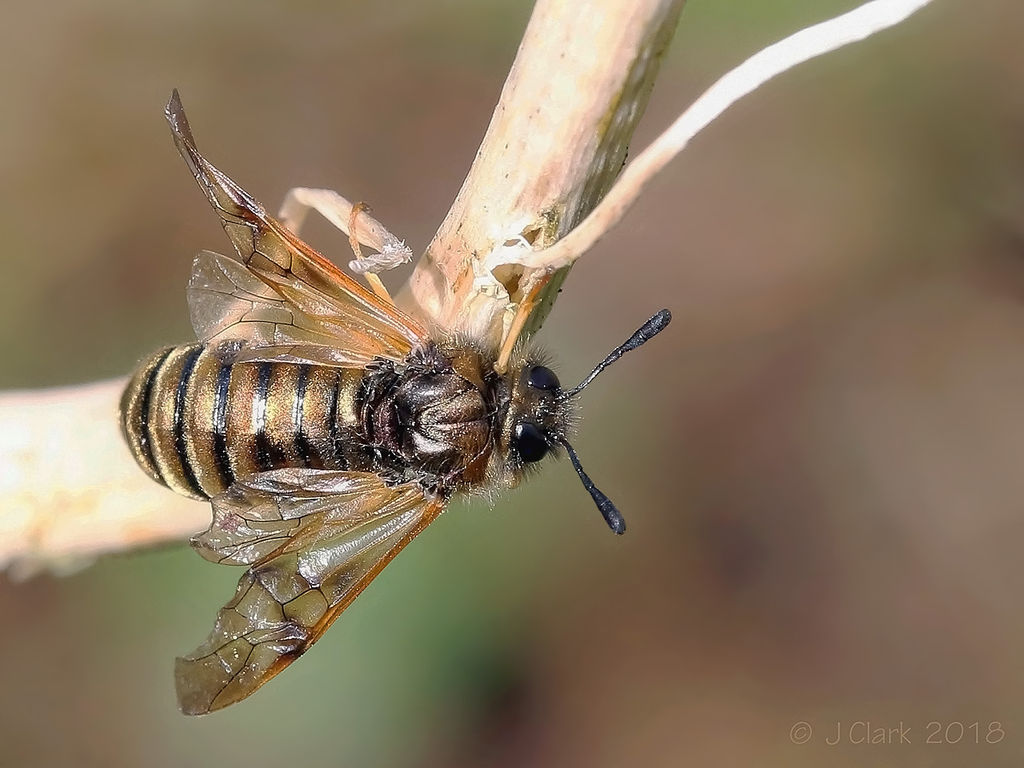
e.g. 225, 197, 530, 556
3, 0, 1024, 766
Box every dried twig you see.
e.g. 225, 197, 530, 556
0, 0, 935, 573
0, 379, 208, 577
400, 0, 685, 348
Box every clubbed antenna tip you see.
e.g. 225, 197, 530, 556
554, 435, 626, 535
559, 309, 671, 400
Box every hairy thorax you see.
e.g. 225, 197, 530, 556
362, 343, 495, 491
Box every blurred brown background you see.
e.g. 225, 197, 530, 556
2, 0, 1024, 766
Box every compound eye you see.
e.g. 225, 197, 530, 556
527, 365, 560, 392
513, 421, 549, 463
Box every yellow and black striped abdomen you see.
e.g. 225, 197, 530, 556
120, 344, 367, 500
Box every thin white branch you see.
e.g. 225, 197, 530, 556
514, 0, 937, 275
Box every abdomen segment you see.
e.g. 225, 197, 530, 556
120, 344, 369, 499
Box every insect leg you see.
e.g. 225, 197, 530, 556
495, 276, 549, 374
347, 202, 393, 306
277, 187, 412, 304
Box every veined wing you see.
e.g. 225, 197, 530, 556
166, 90, 427, 367
176, 468, 444, 715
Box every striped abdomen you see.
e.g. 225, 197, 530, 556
120, 343, 370, 500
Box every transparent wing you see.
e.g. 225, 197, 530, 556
186, 250, 404, 367
176, 468, 444, 715
191, 467, 427, 566
166, 90, 427, 367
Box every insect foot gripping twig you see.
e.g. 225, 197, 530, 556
347, 202, 395, 306
277, 187, 413, 274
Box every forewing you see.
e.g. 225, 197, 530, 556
167, 90, 427, 367
176, 469, 444, 715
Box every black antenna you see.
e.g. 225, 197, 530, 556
559, 309, 672, 399
553, 435, 626, 534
